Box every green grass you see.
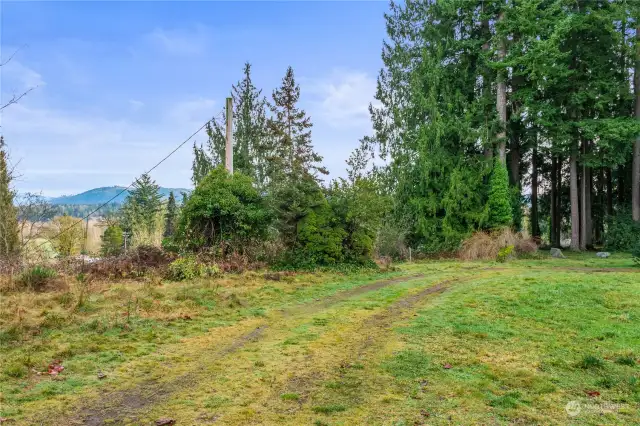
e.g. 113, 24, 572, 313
1, 253, 638, 425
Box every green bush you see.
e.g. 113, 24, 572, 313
101, 225, 124, 257
167, 256, 220, 281
496, 245, 514, 263
487, 161, 513, 229
273, 175, 343, 268
16, 266, 57, 291
632, 240, 640, 267
328, 177, 390, 264
176, 166, 271, 253
605, 210, 640, 252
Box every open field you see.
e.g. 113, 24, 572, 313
1, 253, 639, 425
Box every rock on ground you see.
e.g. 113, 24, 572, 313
550, 248, 565, 258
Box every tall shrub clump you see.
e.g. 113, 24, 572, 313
488, 161, 513, 229
176, 166, 271, 254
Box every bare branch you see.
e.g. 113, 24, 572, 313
0, 45, 34, 111
1, 87, 35, 111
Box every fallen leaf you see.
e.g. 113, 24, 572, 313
97, 372, 107, 380
155, 419, 176, 426
443, 363, 452, 369
47, 360, 64, 376
420, 409, 430, 417
585, 390, 600, 397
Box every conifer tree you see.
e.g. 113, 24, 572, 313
267, 66, 327, 180
164, 191, 178, 237
122, 173, 164, 246
0, 137, 19, 257
191, 63, 268, 187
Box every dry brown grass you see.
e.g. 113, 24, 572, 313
458, 228, 538, 261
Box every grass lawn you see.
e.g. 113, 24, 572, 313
0, 252, 638, 424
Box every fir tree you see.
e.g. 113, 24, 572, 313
122, 173, 164, 246
191, 63, 268, 187
232, 62, 269, 186
267, 66, 327, 180
0, 136, 19, 257
164, 191, 178, 237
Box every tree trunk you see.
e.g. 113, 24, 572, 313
496, 12, 507, 164
606, 167, 613, 216
633, 26, 640, 221
531, 146, 540, 238
550, 156, 557, 246
570, 144, 580, 251
586, 164, 592, 248
482, 16, 493, 162
509, 143, 520, 187
596, 167, 604, 244
555, 157, 563, 246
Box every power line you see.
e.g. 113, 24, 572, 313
32, 112, 225, 251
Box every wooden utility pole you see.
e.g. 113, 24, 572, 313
225, 97, 233, 174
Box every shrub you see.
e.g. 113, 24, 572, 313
605, 210, 640, 252
632, 240, 640, 267
487, 161, 513, 229
88, 245, 173, 279
327, 177, 390, 264
375, 221, 409, 260
16, 266, 58, 291
101, 225, 124, 257
167, 256, 220, 281
49, 214, 85, 257
496, 245, 514, 263
459, 228, 535, 261
274, 176, 344, 268
176, 166, 271, 254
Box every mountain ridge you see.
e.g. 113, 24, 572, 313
49, 186, 190, 205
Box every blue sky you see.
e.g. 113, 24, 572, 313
1, 1, 388, 197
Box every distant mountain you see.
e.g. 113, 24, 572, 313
49, 186, 190, 205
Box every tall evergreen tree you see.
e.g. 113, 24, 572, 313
122, 173, 164, 246
0, 136, 19, 257
267, 66, 327, 180
164, 191, 178, 237
191, 63, 268, 187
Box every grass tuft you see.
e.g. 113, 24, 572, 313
312, 404, 347, 414
578, 354, 605, 369
382, 350, 430, 379
280, 393, 300, 401
615, 355, 636, 366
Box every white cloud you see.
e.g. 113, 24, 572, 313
166, 97, 217, 124
2, 99, 209, 194
306, 69, 379, 129
128, 99, 144, 112
144, 25, 211, 56
0, 59, 46, 90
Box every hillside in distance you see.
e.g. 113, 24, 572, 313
49, 186, 190, 205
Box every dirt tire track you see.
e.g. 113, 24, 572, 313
43, 271, 459, 425
272, 271, 505, 414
